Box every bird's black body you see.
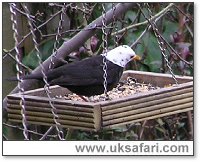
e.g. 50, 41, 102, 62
23, 55, 123, 96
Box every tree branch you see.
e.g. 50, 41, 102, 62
130, 8, 168, 48
3, 3, 135, 110
112, 3, 174, 36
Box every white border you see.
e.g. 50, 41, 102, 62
3, 141, 193, 156
1, 0, 198, 161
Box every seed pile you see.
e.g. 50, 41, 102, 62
54, 77, 162, 102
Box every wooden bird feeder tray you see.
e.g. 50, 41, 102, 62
7, 71, 193, 132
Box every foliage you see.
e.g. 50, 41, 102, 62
22, 38, 64, 69
70, 113, 191, 141
22, 3, 193, 76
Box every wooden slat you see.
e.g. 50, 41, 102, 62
7, 99, 94, 112
104, 108, 193, 129
103, 102, 193, 126
8, 119, 96, 131
7, 105, 94, 118
102, 92, 193, 116
23, 85, 70, 97
7, 94, 97, 108
8, 114, 95, 128
103, 97, 193, 121
7, 109, 94, 123
101, 86, 193, 111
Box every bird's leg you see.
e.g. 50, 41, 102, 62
78, 96, 96, 102
88, 96, 95, 102
79, 95, 89, 102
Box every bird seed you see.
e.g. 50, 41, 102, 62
55, 77, 164, 102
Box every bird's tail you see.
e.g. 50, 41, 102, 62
8, 73, 43, 81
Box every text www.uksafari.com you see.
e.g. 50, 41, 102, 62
74, 142, 189, 154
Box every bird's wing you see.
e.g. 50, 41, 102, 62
48, 56, 123, 86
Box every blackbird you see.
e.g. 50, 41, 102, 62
18, 45, 140, 96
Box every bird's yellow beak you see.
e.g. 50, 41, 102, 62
132, 55, 141, 61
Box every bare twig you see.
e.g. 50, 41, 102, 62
131, 10, 168, 48
136, 3, 193, 70
7, 8, 63, 55
138, 3, 179, 84
112, 3, 174, 36
130, 25, 149, 48
40, 126, 55, 140
3, 122, 57, 138
139, 120, 147, 140
185, 22, 193, 38
3, 134, 9, 140
173, 4, 193, 22
3, 50, 32, 72
158, 34, 193, 68
69, 3, 93, 15
41, 26, 113, 38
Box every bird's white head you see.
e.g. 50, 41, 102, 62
101, 45, 141, 67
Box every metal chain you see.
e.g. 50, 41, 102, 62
139, 3, 178, 85
22, 3, 64, 140
47, 4, 67, 139
112, 3, 119, 47
82, 3, 90, 21
101, 3, 108, 99
82, 3, 87, 21
49, 3, 66, 70
9, 3, 29, 140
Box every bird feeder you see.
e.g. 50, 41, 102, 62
7, 70, 193, 132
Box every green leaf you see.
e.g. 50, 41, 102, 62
162, 20, 179, 42
22, 39, 64, 69
157, 118, 165, 126
125, 11, 137, 23
155, 126, 166, 134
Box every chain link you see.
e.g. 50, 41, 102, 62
139, 3, 178, 85
48, 3, 67, 140
82, 3, 90, 21
22, 3, 65, 140
9, 3, 29, 140
112, 3, 119, 47
49, 3, 66, 70
101, 4, 109, 99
